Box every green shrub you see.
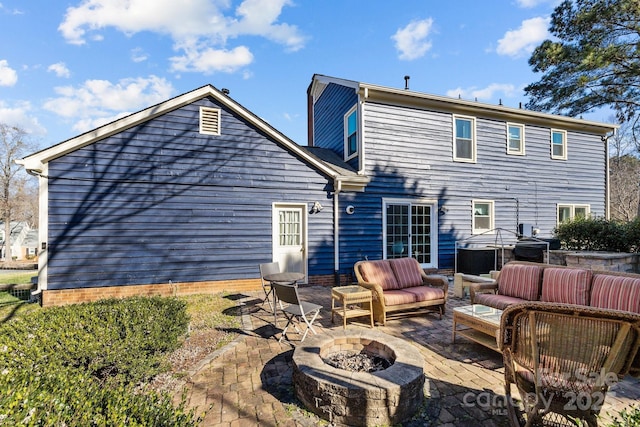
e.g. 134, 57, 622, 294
554, 217, 639, 252
0, 296, 198, 426
606, 405, 640, 426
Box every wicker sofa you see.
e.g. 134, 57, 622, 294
354, 257, 448, 325
469, 261, 640, 314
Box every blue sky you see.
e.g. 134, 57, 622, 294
0, 0, 610, 151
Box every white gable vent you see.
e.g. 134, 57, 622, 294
199, 107, 221, 135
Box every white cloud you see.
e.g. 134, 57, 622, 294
42, 75, 175, 132
71, 112, 132, 133
516, 0, 559, 8
130, 47, 148, 63
391, 18, 434, 61
229, 0, 306, 52
170, 44, 253, 74
47, 62, 71, 78
446, 83, 516, 101
58, 0, 305, 73
497, 16, 550, 57
0, 100, 46, 135
0, 59, 18, 86
0, 3, 24, 15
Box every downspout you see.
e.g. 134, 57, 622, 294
22, 163, 48, 298
358, 87, 367, 175
604, 132, 613, 220
334, 180, 342, 285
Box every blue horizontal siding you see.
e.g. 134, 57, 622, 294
46, 97, 336, 290
334, 99, 606, 273
312, 83, 357, 155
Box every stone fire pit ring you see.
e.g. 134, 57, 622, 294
292, 328, 426, 426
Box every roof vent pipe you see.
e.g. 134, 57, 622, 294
221, 88, 230, 95
404, 75, 410, 90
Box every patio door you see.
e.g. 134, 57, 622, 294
272, 204, 307, 279
383, 199, 438, 268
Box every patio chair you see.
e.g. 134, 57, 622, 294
259, 262, 280, 312
271, 282, 322, 343
500, 302, 640, 427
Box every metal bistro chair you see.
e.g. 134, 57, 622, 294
500, 302, 640, 427
259, 262, 280, 312
271, 282, 322, 343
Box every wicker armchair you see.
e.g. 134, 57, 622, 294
499, 302, 640, 427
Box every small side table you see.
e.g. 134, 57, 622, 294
331, 285, 374, 329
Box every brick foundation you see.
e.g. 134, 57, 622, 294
40, 275, 338, 307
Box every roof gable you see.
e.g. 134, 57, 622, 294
17, 84, 368, 191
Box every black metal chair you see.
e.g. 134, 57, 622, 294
258, 262, 280, 312
271, 282, 322, 343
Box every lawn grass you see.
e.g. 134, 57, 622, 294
0, 271, 38, 322
0, 271, 35, 285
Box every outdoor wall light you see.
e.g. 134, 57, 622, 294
438, 205, 448, 215
345, 205, 355, 215
310, 201, 323, 214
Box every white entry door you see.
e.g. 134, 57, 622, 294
273, 204, 307, 280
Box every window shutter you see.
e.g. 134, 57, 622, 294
200, 107, 221, 135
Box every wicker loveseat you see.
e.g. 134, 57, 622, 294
469, 261, 640, 314
354, 257, 448, 325
471, 261, 640, 380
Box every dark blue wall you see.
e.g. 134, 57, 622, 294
46, 96, 335, 290
312, 83, 357, 158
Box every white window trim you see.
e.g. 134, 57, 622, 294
557, 204, 590, 224
199, 107, 221, 135
472, 199, 495, 234
382, 198, 438, 269
551, 129, 567, 160
344, 104, 358, 161
506, 122, 525, 155
453, 115, 476, 163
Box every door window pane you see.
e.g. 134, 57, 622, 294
386, 204, 408, 259
279, 210, 301, 245
411, 205, 432, 264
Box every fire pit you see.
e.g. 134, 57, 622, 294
292, 329, 425, 426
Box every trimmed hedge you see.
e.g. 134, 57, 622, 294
0, 296, 200, 426
554, 217, 640, 253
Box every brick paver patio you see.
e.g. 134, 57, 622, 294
182, 285, 640, 426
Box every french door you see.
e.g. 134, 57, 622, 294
383, 199, 437, 268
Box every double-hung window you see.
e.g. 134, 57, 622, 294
453, 116, 476, 162
344, 105, 358, 160
551, 129, 567, 160
473, 200, 494, 234
507, 123, 525, 155
558, 204, 589, 224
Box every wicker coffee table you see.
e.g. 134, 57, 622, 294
331, 285, 374, 329
452, 304, 503, 352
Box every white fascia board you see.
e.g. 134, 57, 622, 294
359, 83, 618, 135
